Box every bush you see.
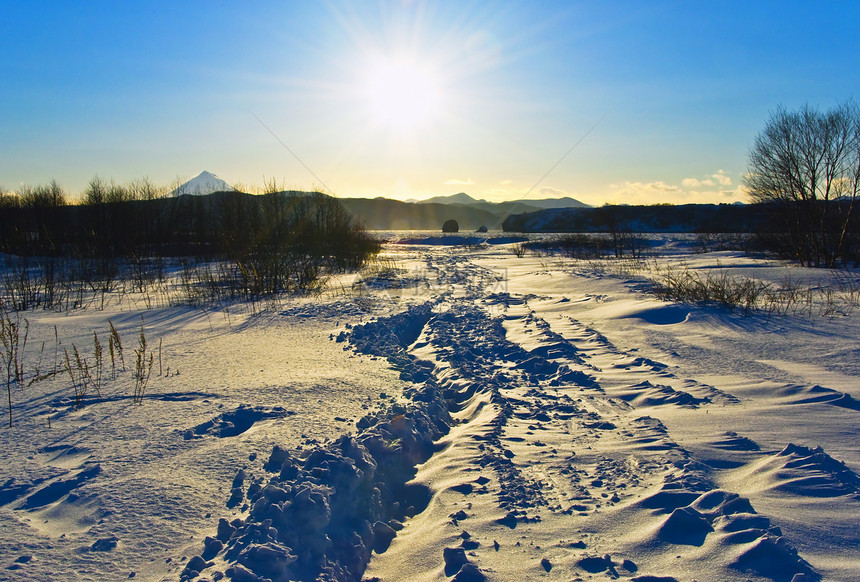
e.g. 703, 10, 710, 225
651, 265, 860, 317
524, 233, 647, 259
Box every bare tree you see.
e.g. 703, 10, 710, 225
84, 175, 108, 205
169, 175, 190, 197
105, 179, 130, 204
745, 101, 860, 267
128, 177, 165, 201
0, 186, 20, 209
19, 179, 67, 208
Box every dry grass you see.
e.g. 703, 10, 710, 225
651, 265, 860, 317
1, 306, 28, 426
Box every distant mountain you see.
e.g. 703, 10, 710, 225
503, 204, 769, 233
415, 192, 590, 209
417, 192, 485, 205
339, 198, 499, 230
523, 197, 590, 209
170, 171, 234, 197
338, 192, 593, 230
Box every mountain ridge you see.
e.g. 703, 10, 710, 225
413, 192, 591, 209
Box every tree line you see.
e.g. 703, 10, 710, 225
0, 184, 379, 302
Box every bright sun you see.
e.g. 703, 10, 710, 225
362, 58, 441, 133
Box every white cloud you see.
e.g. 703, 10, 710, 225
499, 179, 513, 185
607, 173, 745, 204
606, 181, 683, 204
681, 170, 732, 189
711, 170, 732, 186
682, 177, 709, 188
444, 178, 474, 185
614, 181, 681, 196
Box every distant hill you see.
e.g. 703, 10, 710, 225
417, 192, 483, 205
340, 192, 591, 230
524, 197, 591, 209
170, 171, 234, 197
416, 192, 590, 210
502, 204, 768, 233
339, 198, 499, 230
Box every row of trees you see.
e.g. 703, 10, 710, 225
81, 176, 166, 204
0, 176, 169, 208
0, 175, 307, 209
745, 101, 860, 268
0, 180, 68, 209
0, 187, 380, 302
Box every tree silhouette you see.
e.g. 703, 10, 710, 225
745, 102, 860, 267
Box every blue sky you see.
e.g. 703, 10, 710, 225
2, 1, 859, 205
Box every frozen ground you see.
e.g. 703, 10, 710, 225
1, 236, 858, 581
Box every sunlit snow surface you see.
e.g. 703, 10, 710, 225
1, 235, 858, 581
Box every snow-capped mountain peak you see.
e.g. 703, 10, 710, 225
170, 171, 234, 196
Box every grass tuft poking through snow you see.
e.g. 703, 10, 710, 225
652, 264, 860, 316
1, 305, 28, 426
132, 323, 154, 404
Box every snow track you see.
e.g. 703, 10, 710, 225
183, 250, 855, 582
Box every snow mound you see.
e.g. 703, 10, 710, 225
183, 381, 451, 581
783, 384, 860, 410
770, 444, 860, 497
730, 536, 819, 581
639, 464, 818, 581
711, 431, 761, 451
617, 380, 710, 408
619, 304, 690, 325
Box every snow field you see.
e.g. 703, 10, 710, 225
2, 237, 859, 581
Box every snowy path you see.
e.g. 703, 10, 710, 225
360, 252, 857, 582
